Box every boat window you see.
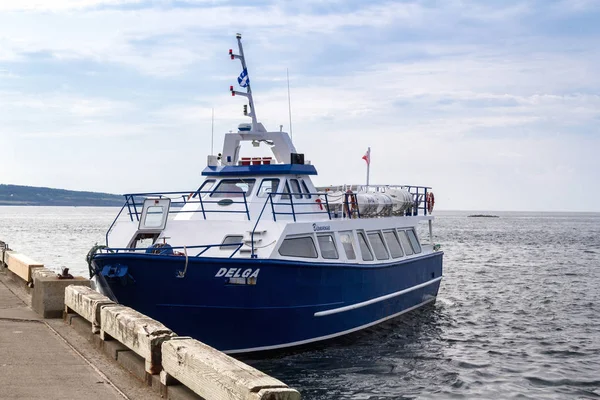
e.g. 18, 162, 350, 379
317, 234, 339, 259
257, 178, 280, 198
278, 236, 318, 258
139, 198, 170, 230
210, 179, 256, 198
220, 235, 243, 250
397, 229, 414, 256
281, 181, 291, 200
300, 179, 312, 199
144, 206, 165, 228
289, 179, 302, 199
357, 231, 374, 261
406, 229, 422, 253
383, 230, 404, 258
367, 231, 389, 260
339, 231, 356, 260
190, 179, 215, 199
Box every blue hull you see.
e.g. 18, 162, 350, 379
93, 252, 443, 353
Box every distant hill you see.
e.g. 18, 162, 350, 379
0, 184, 124, 206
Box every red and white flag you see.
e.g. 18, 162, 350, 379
362, 148, 370, 166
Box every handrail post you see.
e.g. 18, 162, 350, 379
250, 198, 257, 258
251, 228, 255, 258
324, 193, 332, 220
198, 191, 207, 220
250, 195, 272, 259
269, 194, 277, 222
125, 195, 133, 222
230, 243, 243, 258
414, 188, 419, 216
105, 201, 128, 247
243, 192, 250, 221
132, 196, 140, 221
289, 193, 297, 222
343, 193, 348, 219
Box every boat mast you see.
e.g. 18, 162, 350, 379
229, 33, 258, 131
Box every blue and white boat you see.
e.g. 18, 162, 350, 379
91, 34, 443, 354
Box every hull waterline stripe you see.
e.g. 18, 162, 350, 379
156, 301, 345, 310
225, 296, 437, 354
314, 276, 443, 317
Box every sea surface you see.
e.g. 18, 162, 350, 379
1, 207, 599, 399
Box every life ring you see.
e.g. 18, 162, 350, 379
344, 190, 358, 217
426, 192, 435, 213
315, 198, 323, 210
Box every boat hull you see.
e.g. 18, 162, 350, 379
93, 252, 443, 353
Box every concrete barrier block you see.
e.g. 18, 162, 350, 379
100, 305, 176, 374
32, 274, 90, 318
103, 338, 130, 360
166, 384, 204, 400
116, 350, 149, 384
32, 268, 57, 280
250, 388, 302, 400
5, 251, 44, 283
161, 337, 301, 400
64, 285, 116, 333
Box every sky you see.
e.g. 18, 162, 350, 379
1, 0, 599, 212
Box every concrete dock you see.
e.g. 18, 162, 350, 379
0, 273, 162, 400
0, 242, 300, 400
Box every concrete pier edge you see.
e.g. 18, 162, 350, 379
1, 244, 301, 400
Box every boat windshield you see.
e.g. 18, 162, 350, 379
210, 179, 256, 198
190, 179, 215, 199
257, 178, 280, 198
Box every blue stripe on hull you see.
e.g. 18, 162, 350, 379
93, 252, 443, 353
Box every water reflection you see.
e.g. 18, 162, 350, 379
241, 303, 449, 400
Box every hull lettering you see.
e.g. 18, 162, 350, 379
215, 268, 260, 279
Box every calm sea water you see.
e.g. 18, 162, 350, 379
1, 207, 599, 399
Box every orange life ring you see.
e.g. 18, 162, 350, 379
344, 190, 358, 217
426, 192, 435, 213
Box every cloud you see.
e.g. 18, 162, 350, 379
0, 69, 19, 79
1, 0, 599, 210
0, 90, 134, 117
0, 0, 146, 12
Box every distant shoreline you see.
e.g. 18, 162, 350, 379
0, 184, 123, 207
0, 203, 123, 207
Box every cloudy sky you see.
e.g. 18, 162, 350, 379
1, 0, 598, 211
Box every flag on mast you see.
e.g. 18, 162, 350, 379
363, 147, 371, 187
362, 148, 371, 166
237, 68, 250, 88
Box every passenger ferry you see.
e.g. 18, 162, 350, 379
90, 34, 443, 354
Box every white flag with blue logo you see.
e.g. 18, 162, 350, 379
237, 68, 250, 88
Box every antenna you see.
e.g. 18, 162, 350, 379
211, 107, 214, 154
287, 68, 293, 140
